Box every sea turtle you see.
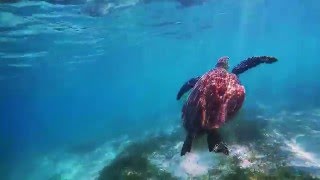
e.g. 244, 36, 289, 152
176, 56, 278, 156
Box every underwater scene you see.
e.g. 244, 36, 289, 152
1, 0, 320, 179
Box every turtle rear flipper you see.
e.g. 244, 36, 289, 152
213, 142, 229, 155
231, 56, 278, 76
176, 76, 200, 100
207, 129, 229, 155
181, 134, 194, 156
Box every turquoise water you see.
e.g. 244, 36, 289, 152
0, 0, 320, 179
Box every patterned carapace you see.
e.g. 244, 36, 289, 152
182, 60, 245, 132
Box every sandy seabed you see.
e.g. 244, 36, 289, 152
23, 107, 320, 180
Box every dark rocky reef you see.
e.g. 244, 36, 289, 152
98, 130, 182, 180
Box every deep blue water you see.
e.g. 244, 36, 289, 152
0, 0, 320, 179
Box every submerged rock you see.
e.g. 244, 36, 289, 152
98, 131, 181, 179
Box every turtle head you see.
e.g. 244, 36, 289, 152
215, 56, 229, 70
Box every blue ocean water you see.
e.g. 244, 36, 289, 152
0, 0, 320, 179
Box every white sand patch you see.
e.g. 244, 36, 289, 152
149, 141, 264, 179
179, 151, 217, 177
284, 137, 320, 169
229, 144, 255, 169
149, 142, 218, 179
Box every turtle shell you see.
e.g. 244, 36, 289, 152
182, 67, 245, 133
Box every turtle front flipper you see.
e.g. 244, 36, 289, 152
176, 76, 200, 100
207, 129, 229, 155
181, 133, 194, 156
231, 56, 278, 76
